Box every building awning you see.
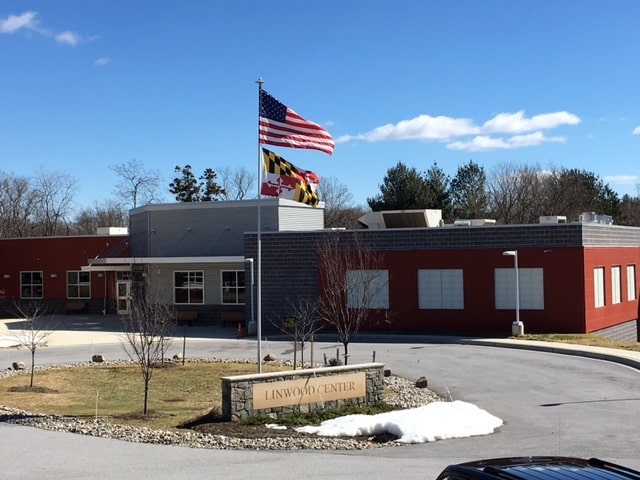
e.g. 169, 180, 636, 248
82, 256, 245, 272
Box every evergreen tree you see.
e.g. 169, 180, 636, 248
169, 165, 225, 202
367, 162, 430, 211
450, 160, 488, 219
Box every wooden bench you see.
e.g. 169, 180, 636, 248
220, 311, 244, 328
65, 302, 88, 315
175, 310, 198, 326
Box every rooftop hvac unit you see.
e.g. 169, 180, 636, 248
539, 216, 567, 224
453, 219, 471, 227
580, 212, 596, 223
96, 227, 129, 235
358, 209, 442, 229
470, 219, 497, 226
579, 212, 613, 225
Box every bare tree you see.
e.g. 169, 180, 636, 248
71, 199, 128, 234
620, 194, 640, 226
12, 302, 54, 388
278, 297, 323, 369
216, 166, 257, 200
32, 168, 77, 236
0, 172, 39, 237
318, 176, 367, 229
487, 163, 622, 224
111, 159, 162, 209
486, 163, 546, 224
316, 232, 388, 365
121, 281, 176, 415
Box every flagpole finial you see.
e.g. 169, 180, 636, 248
256, 77, 264, 88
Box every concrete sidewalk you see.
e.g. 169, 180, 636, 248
0, 314, 238, 349
2, 314, 640, 371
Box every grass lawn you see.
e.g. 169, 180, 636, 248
517, 333, 640, 351
0, 362, 287, 430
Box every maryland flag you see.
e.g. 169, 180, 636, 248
261, 148, 320, 207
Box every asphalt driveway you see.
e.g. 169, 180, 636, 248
1, 324, 639, 479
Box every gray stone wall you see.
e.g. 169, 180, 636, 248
594, 319, 639, 342
221, 363, 385, 421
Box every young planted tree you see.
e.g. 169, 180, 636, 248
12, 302, 54, 388
316, 232, 388, 365
279, 297, 323, 369
121, 282, 176, 415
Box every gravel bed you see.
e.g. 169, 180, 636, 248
0, 358, 441, 450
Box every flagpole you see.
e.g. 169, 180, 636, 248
255, 77, 264, 374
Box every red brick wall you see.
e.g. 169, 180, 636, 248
0, 236, 127, 303
583, 247, 640, 333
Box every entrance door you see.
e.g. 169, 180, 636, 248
116, 280, 131, 315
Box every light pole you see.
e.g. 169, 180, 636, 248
502, 250, 524, 336
245, 258, 260, 372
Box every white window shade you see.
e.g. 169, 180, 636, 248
347, 270, 389, 309
418, 269, 464, 309
594, 267, 605, 308
627, 265, 636, 301
495, 268, 544, 310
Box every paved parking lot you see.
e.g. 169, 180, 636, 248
2, 315, 640, 479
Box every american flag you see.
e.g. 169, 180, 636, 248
259, 90, 335, 156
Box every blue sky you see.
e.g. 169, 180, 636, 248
2, 1, 640, 211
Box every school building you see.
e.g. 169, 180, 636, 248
0, 200, 638, 341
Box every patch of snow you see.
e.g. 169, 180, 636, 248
296, 400, 503, 443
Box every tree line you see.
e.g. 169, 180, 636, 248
1, 159, 640, 238
367, 161, 640, 225
0, 160, 258, 238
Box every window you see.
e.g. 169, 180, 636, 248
418, 269, 464, 309
611, 266, 621, 304
174, 271, 204, 304
347, 270, 389, 309
67, 271, 91, 299
116, 271, 131, 281
20, 271, 43, 299
594, 267, 605, 308
222, 270, 245, 304
627, 265, 637, 301
495, 268, 544, 310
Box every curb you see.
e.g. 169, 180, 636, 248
462, 338, 640, 371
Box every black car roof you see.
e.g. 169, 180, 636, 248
442, 457, 640, 480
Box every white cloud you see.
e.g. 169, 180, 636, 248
0, 11, 38, 34
604, 175, 639, 186
447, 136, 510, 152
482, 111, 581, 134
633, 125, 640, 135
340, 110, 581, 151
447, 131, 565, 152
56, 30, 80, 46
342, 115, 479, 143
0, 11, 88, 47
508, 131, 565, 148
94, 57, 111, 66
